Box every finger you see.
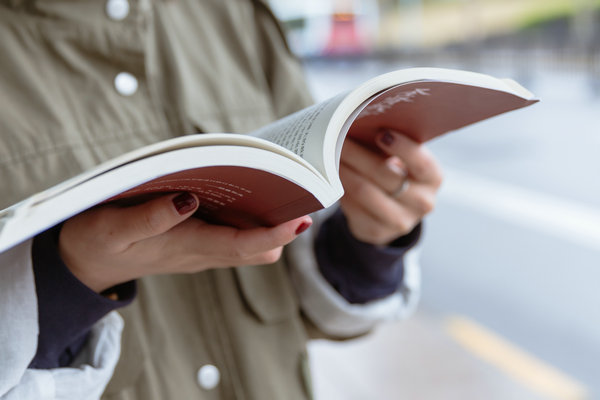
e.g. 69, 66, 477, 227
341, 138, 408, 194
392, 181, 437, 217
340, 165, 408, 227
240, 246, 285, 266
341, 164, 432, 231
375, 130, 443, 186
232, 215, 313, 259
110, 192, 199, 247
341, 198, 410, 245
132, 213, 312, 272
167, 214, 313, 262
342, 154, 437, 216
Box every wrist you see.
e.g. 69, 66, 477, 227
316, 208, 421, 304
58, 221, 133, 293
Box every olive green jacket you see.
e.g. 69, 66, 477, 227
0, 0, 420, 398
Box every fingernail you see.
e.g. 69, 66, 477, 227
173, 193, 197, 215
386, 157, 407, 177
379, 130, 395, 147
295, 220, 312, 235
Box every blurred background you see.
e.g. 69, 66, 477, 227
268, 0, 599, 399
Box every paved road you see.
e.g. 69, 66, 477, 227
421, 68, 600, 397
303, 58, 600, 399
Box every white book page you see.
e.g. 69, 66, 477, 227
0, 145, 339, 253
0, 134, 321, 214
250, 93, 347, 180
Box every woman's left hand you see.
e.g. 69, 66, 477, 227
339, 129, 443, 245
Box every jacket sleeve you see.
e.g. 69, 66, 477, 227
29, 226, 135, 369
287, 209, 422, 338
0, 241, 123, 400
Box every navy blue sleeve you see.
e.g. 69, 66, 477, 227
29, 225, 136, 369
315, 208, 421, 304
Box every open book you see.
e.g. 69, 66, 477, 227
0, 67, 538, 253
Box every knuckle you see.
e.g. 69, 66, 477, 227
412, 156, 433, 178
85, 208, 115, 234
371, 231, 389, 245
228, 246, 250, 260
416, 195, 436, 215
413, 150, 440, 179
352, 180, 372, 200
259, 248, 283, 265
87, 206, 113, 226
136, 210, 165, 236
359, 223, 388, 244
246, 248, 282, 265
390, 216, 412, 235
429, 166, 444, 189
70, 208, 121, 251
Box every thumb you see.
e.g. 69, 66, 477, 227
112, 192, 199, 245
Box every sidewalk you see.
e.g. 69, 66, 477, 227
308, 309, 547, 400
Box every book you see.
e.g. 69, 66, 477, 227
0, 67, 538, 253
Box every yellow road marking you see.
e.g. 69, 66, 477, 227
445, 315, 588, 400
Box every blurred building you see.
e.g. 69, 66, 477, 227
268, 0, 380, 57
269, 0, 600, 72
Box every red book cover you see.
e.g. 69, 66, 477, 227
111, 166, 322, 228
348, 81, 538, 149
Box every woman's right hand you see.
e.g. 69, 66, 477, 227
59, 193, 312, 293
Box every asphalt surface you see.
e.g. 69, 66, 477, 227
303, 58, 600, 400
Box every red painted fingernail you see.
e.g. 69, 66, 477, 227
295, 220, 312, 235
379, 130, 395, 146
173, 193, 197, 215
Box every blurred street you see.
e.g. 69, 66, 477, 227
303, 58, 600, 400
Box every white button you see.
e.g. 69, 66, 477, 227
105, 0, 129, 21
114, 72, 138, 96
197, 364, 220, 390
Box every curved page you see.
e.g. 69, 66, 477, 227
321, 67, 538, 188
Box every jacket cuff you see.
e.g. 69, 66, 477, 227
287, 209, 422, 338
4, 312, 124, 400
316, 208, 421, 304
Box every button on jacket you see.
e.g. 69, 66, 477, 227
0, 0, 421, 399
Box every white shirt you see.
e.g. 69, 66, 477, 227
0, 241, 124, 400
